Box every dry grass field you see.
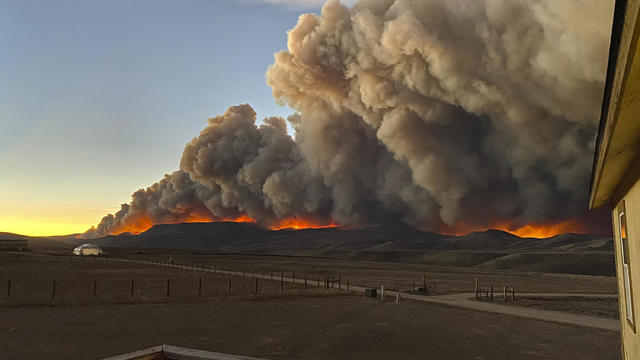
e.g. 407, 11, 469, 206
0, 251, 621, 359
66, 249, 617, 295
0, 253, 335, 307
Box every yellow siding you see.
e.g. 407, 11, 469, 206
615, 176, 640, 359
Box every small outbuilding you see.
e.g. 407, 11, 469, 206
73, 243, 104, 256
0, 239, 30, 251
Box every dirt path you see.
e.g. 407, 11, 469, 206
394, 292, 620, 331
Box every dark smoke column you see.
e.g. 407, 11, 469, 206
84, 0, 613, 239
266, 0, 613, 233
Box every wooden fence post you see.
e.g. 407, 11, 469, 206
166, 279, 171, 297
423, 274, 427, 293
503, 285, 507, 301
130, 279, 135, 298
280, 273, 284, 294
304, 274, 307, 292
338, 273, 341, 290
511, 287, 515, 301
228, 278, 232, 297
93, 280, 97, 297
7, 279, 11, 298
51, 280, 56, 299
490, 285, 493, 302
475, 277, 479, 299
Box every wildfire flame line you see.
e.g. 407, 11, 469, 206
111, 213, 584, 239
110, 214, 338, 235
440, 219, 589, 239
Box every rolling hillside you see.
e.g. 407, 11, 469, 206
13, 222, 615, 276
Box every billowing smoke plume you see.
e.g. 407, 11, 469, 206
84, 0, 613, 238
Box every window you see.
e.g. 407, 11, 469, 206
618, 200, 635, 329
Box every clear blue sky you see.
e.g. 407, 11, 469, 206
0, 0, 327, 235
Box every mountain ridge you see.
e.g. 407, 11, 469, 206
7, 222, 614, 276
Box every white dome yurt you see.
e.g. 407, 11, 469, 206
73, 243, 104, 256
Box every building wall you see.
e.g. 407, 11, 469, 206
614, 175, 640, 360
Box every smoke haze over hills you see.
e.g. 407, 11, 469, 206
84, 0, 614, 239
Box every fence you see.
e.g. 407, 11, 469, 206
474, 277, 516, 302
1, 253, 519, 306
0, 253, 347, 307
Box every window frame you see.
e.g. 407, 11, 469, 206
618, 200, 636, 332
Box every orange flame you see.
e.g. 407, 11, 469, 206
111, 215, 154, 235
441, 219, 589, 239
494, 219, 586, 238
111, 213, 219, 235
110, 212, 590, 238
218, 214, 256, 223
110, 212, 339, 235
270, 218, 339, 230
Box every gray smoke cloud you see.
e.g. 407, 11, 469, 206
84, 0, 613, 238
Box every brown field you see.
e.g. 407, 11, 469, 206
0, 253, 334, 307
0, 251, 621, 359
55, 248, 617, 294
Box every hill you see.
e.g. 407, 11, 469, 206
7, 222, 615, 276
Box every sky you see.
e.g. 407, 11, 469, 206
0, 0, 329, 236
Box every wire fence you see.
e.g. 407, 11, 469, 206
0, 252, 348, 307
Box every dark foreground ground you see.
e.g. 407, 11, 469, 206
0, 295, 621, 360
